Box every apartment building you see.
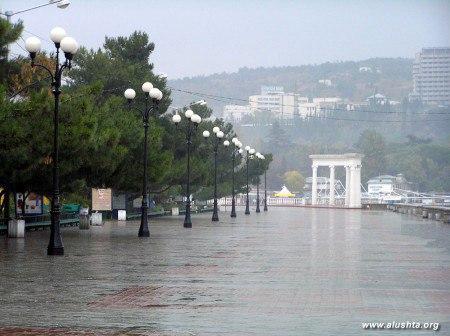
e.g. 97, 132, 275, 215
412, 47, 450, 105
249, 86, 309, 119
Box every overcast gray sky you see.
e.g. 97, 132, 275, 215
3, 0, 450, 79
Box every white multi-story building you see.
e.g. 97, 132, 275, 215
298, 102, 317, 118
413, 47, 450, 106
318, 79, 332, 86
249, 93, 283, 117
280, 93, 298, 119
223, 105, 253, 123
312, 97, 342, 104
246, 86, 347, 120
298, 97, 343, 119
367, 93, 389, 105
260, 85, 284, 95
249, 86, 309, 119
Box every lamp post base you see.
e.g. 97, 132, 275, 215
47, 245, 64, 255
245, 204, 250, 215
264, 205, 268, 211
183, 218, 192, 228
48, 207, 64, 256
231, 199, 236, 217
138, 228, 150, 237
212, 198, 219, 221
184, 204, 192, 228
212, 212, 219, 221
138, 204, 150, 237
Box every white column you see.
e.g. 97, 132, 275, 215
329, 165, 335, 206
311, 165, 318, 205
345, 165, 350, 207
349, 165, 356, 207
349, 165, 362, 208
354, 165, 362, 208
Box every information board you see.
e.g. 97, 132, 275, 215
92, 188, 112, 211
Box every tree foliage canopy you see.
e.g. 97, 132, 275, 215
0, 27, 272, 211
0, 18, 23, 87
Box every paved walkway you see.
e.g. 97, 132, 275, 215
0, 207, 449, 335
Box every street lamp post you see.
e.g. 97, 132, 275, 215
255, 155, 261, 214
172, 105, 203, 228
3, 0, 70, 22
24, 27, 78, 255
255, 152, 265, 213
264, 169, 268, 211
230, 137, 243, 218
124, 83, 163, 237
203, 127, 224, 222
244, 146, 255, 215
2, 1, 70, 61
256, 179, 260, 213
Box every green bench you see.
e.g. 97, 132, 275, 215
0, 212, 80, 233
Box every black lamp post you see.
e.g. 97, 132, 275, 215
25, 28, 78, 255
244, 146, 255, 215
254, 152, 265, 213
230, 137, 243, 218
204, 127, 225, 222
172, 105, 204, 228
264, 169, 268, 211
124, 83, 163, 237
256, 178, 261, 213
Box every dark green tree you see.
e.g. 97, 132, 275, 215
356, 130, 387, 183
0, 17, 23, 85
1, 30, 273, 218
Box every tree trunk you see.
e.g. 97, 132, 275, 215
21, 191, 28, 216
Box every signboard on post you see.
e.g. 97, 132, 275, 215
15, 192, 43, 215
92, 188, 112, 211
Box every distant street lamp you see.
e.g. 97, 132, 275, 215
262, 154, 268, 211
2, 1, 70, 22
230, 137, 243, 217
24, 27, 78, 255
203, 126, 224, 221
255, 152, 265, 213
244, 146, 255, 215
2, 1, 70, 61
172, 102, 205, 228
124, 82, 163, 237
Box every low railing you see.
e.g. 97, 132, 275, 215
0, 211, 80, 233
267, 197, 305, 206
178, 204, 214, 214
126, 210, 169, 219
24, 212, 80, 229
22, 212, 77, 223
387, 203, 450, 222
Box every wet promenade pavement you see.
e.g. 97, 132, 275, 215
0, 207, 449, 335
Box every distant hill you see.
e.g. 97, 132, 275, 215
168, 58, 413, 116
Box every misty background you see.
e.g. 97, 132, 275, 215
2, 0, 450, 193
3, 0, 450, 79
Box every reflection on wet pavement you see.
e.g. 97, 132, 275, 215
0, 207, 449, 335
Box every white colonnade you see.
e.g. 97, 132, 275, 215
309, 153, 363, 208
